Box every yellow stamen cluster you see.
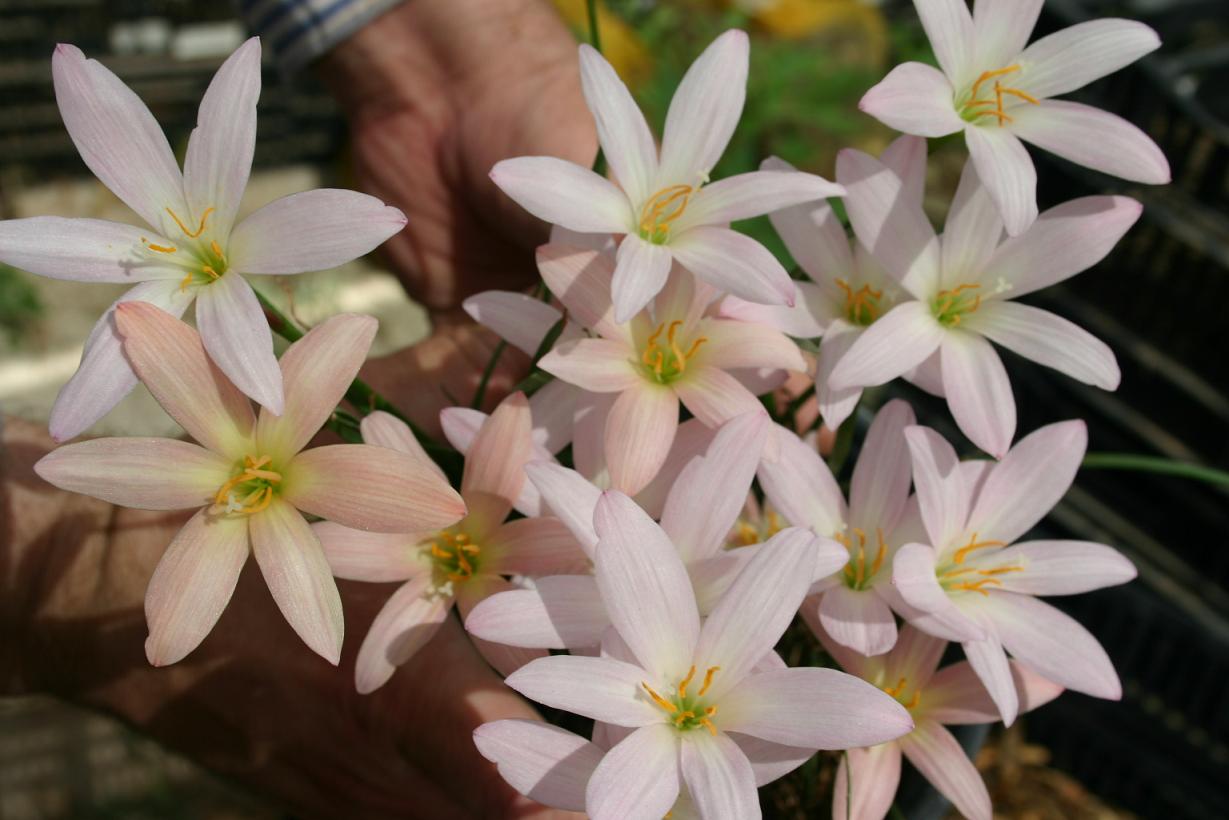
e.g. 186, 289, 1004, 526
642, 665, 721, 735
937, 532, 1022, 595
932, 283, 982, 326
641, 320, 707, 384
958, 65, 1040, 126
638, 185, 694, 244
430, 530, 481, 583
882, 676, 921, 710
213, 454, 281, 515
139, 206, 229, 291
835, 526, 887, 590
730, 509, 784, 548
835, 278, 884, 326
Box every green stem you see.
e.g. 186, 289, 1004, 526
826, 413, 857, 475
584, 0, 607, 177
471, 339, 507, 410
1082, 453, 1229, 487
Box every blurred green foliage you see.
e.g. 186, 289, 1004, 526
0, 264, 43, 345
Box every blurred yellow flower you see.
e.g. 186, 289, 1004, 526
551, 0, 653, 88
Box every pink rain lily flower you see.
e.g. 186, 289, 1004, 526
465, 411, 848, 652
812, 623, 1063, 820
500, 490, 913, 819
860, 0, 1169, 235
313, 394, 589, 692
720, 136, 945, 429
828, 151, 1138, 457
34, 304, 464, 666
0, 39, 407, 440
891, 420, 1137, 724
757, 400, 921, 656
490, 30, 844, 321
536, 244, 806, 494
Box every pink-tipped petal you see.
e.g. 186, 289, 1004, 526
819, 586, 899, 657
312, 521, 422, 582
48, 279, 194, 442
612, 233, 673, 323
462, 290, 562, 357
490, 157, 633, 234
586, 723, 680, 820
898, 720, 992, 820
229, 190, 406, 274
465, 575, 608, 650
578, 43, 658, 204
633, 417, 714, 519
354, 573, 450, 693
115, 301, 255, 457
593, 491, 701, 679
1010, 100, 1170, 185
858, 62, 964, 137
285, 443, 465, 533
849, 399, 916, 533
506, 654, 661, 727
182, 37, 260, 239
925, 659, 1064, 725
51, 43, 187, 232
962, 631, 1019, 726
829, 302, 944, 391
460, 392, 532, 528
913, 0, 975, 84
678, 170, 844, 232
965, 126, 1037, 237
35, 438, 229, 510
680, 732, 760, 820
673, 365, 763, 430
255, 313, 376, 460
485, 517, 589, 577
250, 498, 344, 665
695, 319, 807, 373
965, 301, 1120, 389
717, 284, 834, 339
539, 338, 641, 393
670, 226, 795, 308
940, 331, 1016, 459
756, 424, 847, 536
1019, 20, 1161, 100
0, 217, 183, 283
988, 540, 1136, 595
196, 273, 284, 413
973, 0, 1043, 72
143, 507, 249, 666
903, 425, 968, 547
535, 244, 627, 342
360, 411, 447, 482
605, 384, 680, 496
473, 720, 603, 813
833, 742, 902, 820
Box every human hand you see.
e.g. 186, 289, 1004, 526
318, 0, 597, 316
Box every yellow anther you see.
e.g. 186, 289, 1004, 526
146, 242, 178, 254
933, 283, 983, 326
835, 278, 884, 325
978, 565, 1024, 577
698, 666, 720, 697
906, 691, 921, 709
642, 682, 677, 714
641, 321, 707, 381
638, 184, 694, 240
699, 716, 718, 736
960, 65, 1039, 127
166, 206, 214, 239
210, 240, 225, 259
213, 454, 282, 514
948, 578, 1003, 596
202, 265, 220, 280
869, 528, 888, 577
952, 532, 1007, 564
882, 676, 908, 698
969, 65, 1021, 101
673, 710, 696, 728
678, 665, 697, 699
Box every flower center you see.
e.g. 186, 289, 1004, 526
729, 507, 784, 548
835, 526, 887, 590
931, 283, 982, 327
935, 532, 1022, 595
428, 528, 481, 583
642, 665, 721, 735
881, 675, 921, 710
638, 184, 695, 244
138, 206, 229, 290
836, 278, 883, 326
640, 320, 707, 384
213, 454, 282, 516
956, 65, 1040, 126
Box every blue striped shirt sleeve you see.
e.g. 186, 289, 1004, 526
239, 0, 405, 73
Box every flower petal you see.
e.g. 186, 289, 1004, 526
250, 497, 344, 664
680, 732, 759, 820
182, 37, 260, 239
925, 659, 1064, 725
605, 384, 680, 496
879, 135, 929, 207
613, 233, 674, 323
913, 0, 975, 85
114, 300, 255, 457
465, 575, 608, 650
940, 331, 1016, 459
828, 302, 945, 391
454, 577, 549, 676
586, 723, 680, 820
695, 318, 807, 373
819, 586, 899, 657
360, 411, 447, 482
898, 720, 992, 820
312, 521, 421, 582
834, 148, 941, 297
579, 43, 657, 205
941, 160, 1003, 287
485, 517, 589, 576
48, 279, 195, 442
255, 313, 376, 460
678, 170, 844, 232
195, 273, 284, 413
506, 654, 661, 726
459, 392, 532, 529
285, 443, 465, 533
849, 399, 916, 533
718, 282, 834, 339
658, 29, 749, 185
593, 491, 701, 679
354, 573, 450, 693
730, 733, 815, 787
721, 667, 913, 748
1019, 19, 1161, 100
473, 720, 604, 813
832, 742, 902, 820
143, 507, 249, 666
961, 630, 1019, 726
965, 125, 1037, 237
539, 338, 640, 393
983, 195, 1142, 298
965, 301, 1119, 389
814, 322, 864, 430
490, 157, 633, 233
987, 540, 1136, 595
903, 425, 968, 547
1010, 100, 1170, 184
762, 157, 855, 281
462, 290, 562, 356
673, 365, 763, 430
967, 419, 1086, 544
973, 0, 1043, 71
536, 243, 629, 342
526, 461, 602, 558
51, 43, 186, 232
0, 217, 182, 283
228, 189, 407, 274
858, 62, 964, 137
756, 424, 847, 536
696, 528, 818, 692
35, 438, 229, 510
670, 226, 796, 308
